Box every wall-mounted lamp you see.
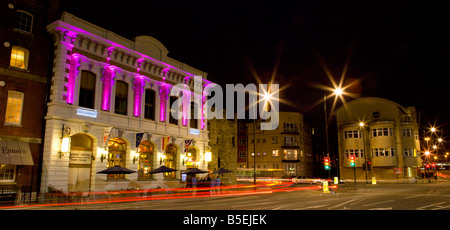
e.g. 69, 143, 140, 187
205, 145, 212, 162
59, 124, 71, 158
101, 147, 108, 162
159, 153, 166, 165
133, 149, 140, 164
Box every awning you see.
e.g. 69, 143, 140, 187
0, 140, 34, 165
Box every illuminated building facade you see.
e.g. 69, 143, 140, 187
41, 12, 211, 193
336, 97, 422, 182
0, 0, 60, 201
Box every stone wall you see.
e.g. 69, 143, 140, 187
207, 116, 237, 185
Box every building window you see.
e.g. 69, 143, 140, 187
0, 165, 16, 182
283, 149, 298, 160
283, 123, 298, 133
272, 136, 278, 144
239, 151, 245, 159
190, 102, 198, 129
345, 149, 364, 158
372, 128, 393, 137
404, 148, 414, 157
169, 96, 178, 125
372, 148, 395, 157
144, 89, 155, 120
283, 136, 298, 147
78, 71, 96, 109
272, 149, 279, 157
5, 91, 24, 125
10, 46, 29, 70
15, 10, 33, 33
239, 138, 245, 146
114, 81, 128, 115
402, 129, 413, 137
344, 130, 361, 139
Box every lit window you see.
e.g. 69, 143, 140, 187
0, 165, 16, 182
5, 91, 24, 125
15, 10, 33, 33
10, 46, 29, 70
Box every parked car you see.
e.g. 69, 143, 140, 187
292, 176, 322, 184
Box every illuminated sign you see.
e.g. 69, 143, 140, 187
77, 108, 97, 118
189, 128, 200, 135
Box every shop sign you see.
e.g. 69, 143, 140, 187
69, 150, 91, 164
393, 167, 402, 174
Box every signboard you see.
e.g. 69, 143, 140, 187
69, 150, 92, 165
393, 167, 402, 174
0, 140, 33, 165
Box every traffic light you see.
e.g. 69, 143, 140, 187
432, 163, 436, 170
349, 155, 355, 167
426, 164, 430, 171
367, 161, 371, 171
324, 157, 330, 170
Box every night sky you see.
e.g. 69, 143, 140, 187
61, 1, 450, 142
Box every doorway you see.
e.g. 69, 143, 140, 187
68, 134, 93, 192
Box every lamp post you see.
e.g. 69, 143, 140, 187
323, 87, 344, 179
359, 122, 369, 184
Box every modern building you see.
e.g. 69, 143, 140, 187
237, 111, 314, 179
41, 12, 212, 194
0, 0, 60, 201
336, 97, 422, 182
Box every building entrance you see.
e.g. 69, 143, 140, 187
68, 134, 93, 192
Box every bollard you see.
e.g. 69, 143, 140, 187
334, 177, 339, 184
323, 180, 330, 193
372, 177, 377, 185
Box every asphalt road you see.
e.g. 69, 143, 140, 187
16, 180, 450, 211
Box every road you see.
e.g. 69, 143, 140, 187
9, 180, 450, 210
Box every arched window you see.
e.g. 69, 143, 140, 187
79, 71, 96, 109
107, 138, 127, 179
164, 144, 177, 178
144, 89, 155, 120
15, 10, 33, 33
115, 81, 128, 115
137, 141, 154, 179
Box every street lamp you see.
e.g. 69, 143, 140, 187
324, 87, 345, 179
252, 86, 273, 185
359, 121, 369, 184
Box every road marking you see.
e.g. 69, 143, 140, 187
231, 201, 278, 208
431, 205, 450, 210
294, 204, 328, 210
417, 202, 447, 210
328, 198, 357, 210
369, 207, 393, 210
404, 194, 423, 199
362, 199, 395, 207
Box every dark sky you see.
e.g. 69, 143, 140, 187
61, 0, 450, 138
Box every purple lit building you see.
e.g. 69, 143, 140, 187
41, 12, 211, 193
